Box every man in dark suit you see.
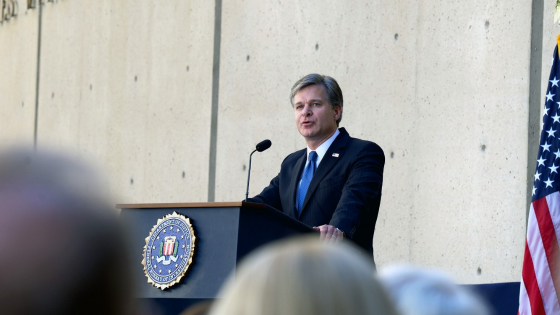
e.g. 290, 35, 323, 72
248, 74, 384, 257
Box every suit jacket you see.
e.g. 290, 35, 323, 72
248, 128, 385, 255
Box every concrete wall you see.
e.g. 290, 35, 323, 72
35, 0, 215, 202
0, 0, 553, 283
543, 0, 560, 114
0, 3, 38, 146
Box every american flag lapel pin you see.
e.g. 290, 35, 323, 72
332, 153, 339, 158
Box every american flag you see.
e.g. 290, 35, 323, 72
519, 38, 560, 315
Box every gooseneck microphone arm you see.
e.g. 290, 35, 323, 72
245, 149, 257, 202
245, 139, 272, 203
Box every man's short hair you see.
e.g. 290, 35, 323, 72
290, 74, 344, 125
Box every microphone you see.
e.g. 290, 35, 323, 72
256, 139, 271, 152
245, 139, 272, 202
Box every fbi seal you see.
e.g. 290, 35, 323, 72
142, 212, 196, 290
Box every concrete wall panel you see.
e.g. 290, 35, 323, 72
402, 0, 532, 283
216, 0, 530, 283
37, 0, 215, 203
0, 4, 38, 145
542, 1, 560, 115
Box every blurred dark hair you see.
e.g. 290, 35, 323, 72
0, 148, 134, 315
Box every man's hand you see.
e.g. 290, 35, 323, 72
313, 224, 344, 243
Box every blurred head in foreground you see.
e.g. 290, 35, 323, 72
0, 148, 133, 315
209, 236, 399, 315
379, 265, 490, 315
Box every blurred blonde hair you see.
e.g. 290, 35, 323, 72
209, 236, 399, 315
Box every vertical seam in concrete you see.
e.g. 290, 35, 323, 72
527, 0, 544, 222
207, 0, 222, 202
33, 2, 43, 150
408, 2, 421, 263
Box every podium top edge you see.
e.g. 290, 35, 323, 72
116, 201, 266, 209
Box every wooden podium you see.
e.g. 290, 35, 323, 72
118, 202, 314, 314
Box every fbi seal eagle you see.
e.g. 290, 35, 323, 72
142, 212, 196, 290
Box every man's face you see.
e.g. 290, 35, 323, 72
293, 84, 341, 147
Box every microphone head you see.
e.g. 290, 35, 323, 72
256, 139, 272, 152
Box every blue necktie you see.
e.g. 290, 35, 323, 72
297, 151, 318, 214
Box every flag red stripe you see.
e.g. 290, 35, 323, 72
522, 240, 546, 315
534, 197, 560, 306
527, 201, 560, 314
544, 193, 560, 254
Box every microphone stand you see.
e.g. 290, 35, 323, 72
245, 149, 257, 202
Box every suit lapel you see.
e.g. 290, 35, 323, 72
288, 150, 306, 218
299, 128, 350, 218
